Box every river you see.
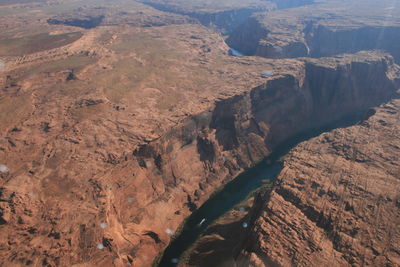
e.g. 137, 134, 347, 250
156, 111, 367, 266
228, 47, 246, 57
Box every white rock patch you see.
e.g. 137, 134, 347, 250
0, 164, 9, 174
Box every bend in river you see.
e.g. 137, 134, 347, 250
156, 111, 372, 267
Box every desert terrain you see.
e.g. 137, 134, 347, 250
0, 0, 399, 267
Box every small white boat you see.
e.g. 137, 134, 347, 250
198, 218, 206, 227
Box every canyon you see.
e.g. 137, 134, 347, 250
227, 0, 400, 62
185, 98, 400, 267
0, 0, 399, 267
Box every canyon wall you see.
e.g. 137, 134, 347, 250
227, 10, 400, 62
309, 25, 400, 62
186, 8, 270, 34
226, 15, 308, 58
225, 16, 270, 55
139, 1, 274, 33
139, 0, 314, 34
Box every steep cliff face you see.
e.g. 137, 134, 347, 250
139, 0, 315, 34
229, 21, 400, 62
309, 25, 400, 62
227, 1, 400, 61
138, 1, 274, 34
195, 52, 396, 176
251, 53, 396, 146
225, 16, 270, 55
186, 8, 271, 34
226, 14, 310, 58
